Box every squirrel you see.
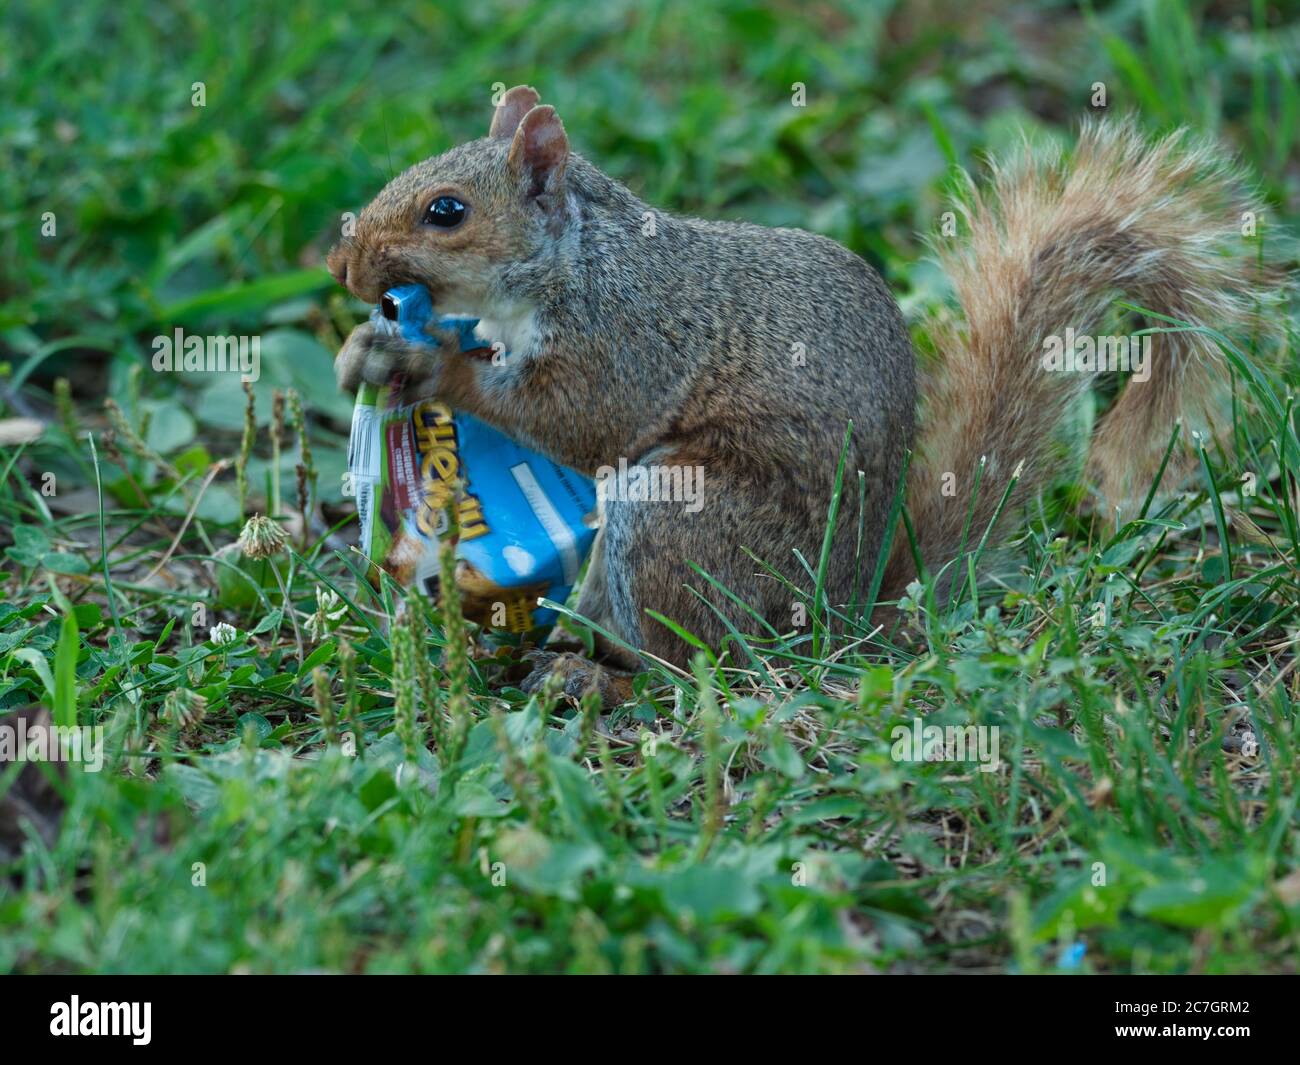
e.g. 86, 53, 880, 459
328, 85, 1269, 702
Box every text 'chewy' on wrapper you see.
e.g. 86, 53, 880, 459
346, 285, 597, 635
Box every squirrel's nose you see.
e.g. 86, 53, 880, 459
326, 248, 350, 287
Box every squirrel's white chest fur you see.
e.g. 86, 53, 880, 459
470, 300, 542, 361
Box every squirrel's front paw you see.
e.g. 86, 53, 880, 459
334, 321, 441, 395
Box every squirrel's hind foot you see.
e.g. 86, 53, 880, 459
518, 650, 634, 708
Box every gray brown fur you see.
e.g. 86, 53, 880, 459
884, 119, 1271, 602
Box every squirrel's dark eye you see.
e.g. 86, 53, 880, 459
424, 195, 467, 228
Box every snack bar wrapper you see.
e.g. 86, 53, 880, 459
347, 285, 597, 634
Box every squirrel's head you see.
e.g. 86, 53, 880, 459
327, 86, 571, 309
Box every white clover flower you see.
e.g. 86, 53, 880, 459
164, 688, 208, 730
317, 587, 346, 620
236, 514, 289, 560
209, 622, 239, 646
304, 586, 348, 642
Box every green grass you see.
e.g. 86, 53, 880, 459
1, 0, 1298, 973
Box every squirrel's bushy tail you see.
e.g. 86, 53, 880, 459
883, 118, 1270, 600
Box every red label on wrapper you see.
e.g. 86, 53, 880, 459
386, 420, 418, 513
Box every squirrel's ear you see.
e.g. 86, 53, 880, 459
489, 85, 540, 140
507, 105, 569, 202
